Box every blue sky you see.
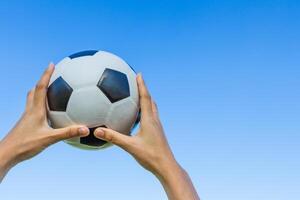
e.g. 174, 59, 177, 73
0, 0, 299, 199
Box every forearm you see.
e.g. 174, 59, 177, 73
156, 160, 200, 200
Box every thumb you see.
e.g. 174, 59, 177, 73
50, 125, 90, 143
94, 128, 132, 150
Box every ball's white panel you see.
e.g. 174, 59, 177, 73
126, 68, 139, 107
48, 111, 80, 144
94, 51, 128, 72
61, 56, 106, 90
49, 57, 72, 85
95, 51, 139, 106
66, 86, 111, 127
48, 111, 74, 128
106, 99, 139, 134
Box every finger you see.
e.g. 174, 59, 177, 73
48, 125, 89, 144
151, 100, 160, 121
136, 74, 153, 119
25, 88, 35, 111
94, 128, 133, 151
33, 63, 55, 110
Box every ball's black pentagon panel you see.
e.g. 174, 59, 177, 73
97, 68, 130, 103
47, 77, 73, 111
68, 50, 98, 59
80, 126, 107, 147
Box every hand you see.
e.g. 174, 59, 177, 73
0, 63, 89, 182
94, 74, 200, 200
95, 74, 174, 176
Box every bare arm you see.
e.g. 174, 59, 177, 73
0, 63, 89, 182
94, 74, 200, 200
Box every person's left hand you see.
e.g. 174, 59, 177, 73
0, 63, 89, 181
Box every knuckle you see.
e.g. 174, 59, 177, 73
35, 82, 46, 90
141, 93, 151, 100
105, 133, 114, 142
66, 127, 76, 138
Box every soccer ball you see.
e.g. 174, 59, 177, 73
47, 50, 140, 150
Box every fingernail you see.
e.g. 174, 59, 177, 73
48, 62, 55, 69
78, 127, 89, 136
95, 129, 104, 138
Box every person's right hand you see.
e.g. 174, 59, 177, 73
0, 63, 90, 182
94, 74, 200, 200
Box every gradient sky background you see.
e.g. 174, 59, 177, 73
0, 0, 299, 199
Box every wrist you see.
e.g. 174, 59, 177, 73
155, 159, 199, 200
154, 156, 183, 182
0, 139, 19, 180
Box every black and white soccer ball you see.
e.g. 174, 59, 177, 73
47, 50, 140, 150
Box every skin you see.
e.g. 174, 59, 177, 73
94, 74, 200, 200
0, 63, 199, 200
0, 63, 90, 181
